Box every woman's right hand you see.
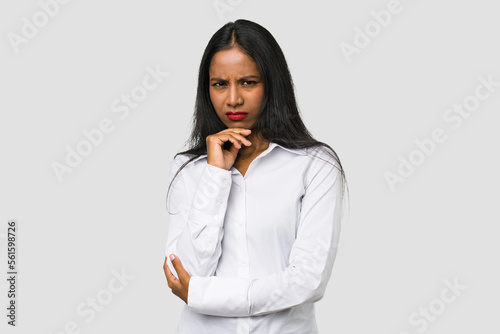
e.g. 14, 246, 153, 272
206, 128, 252, 170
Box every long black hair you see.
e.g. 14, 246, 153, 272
166, 19, 349, 214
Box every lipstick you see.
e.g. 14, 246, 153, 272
226, 111, 248, 121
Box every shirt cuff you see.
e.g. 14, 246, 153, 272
187, 276, 252, 317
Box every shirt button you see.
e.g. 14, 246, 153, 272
223, 179, 229, 185
239, 186, 243, 193
217, 199, 223, 205
238, 221, 244, 228
240, 260, 247, 267
214, 215, 220, 221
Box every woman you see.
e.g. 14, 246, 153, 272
163, 19, 348, 333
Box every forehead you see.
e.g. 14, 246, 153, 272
209, 48, 260, 76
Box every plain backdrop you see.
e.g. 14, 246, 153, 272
1, 0, 499, 333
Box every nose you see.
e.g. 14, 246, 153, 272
227, 83, 243, 107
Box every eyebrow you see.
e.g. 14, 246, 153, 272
210, 75, 260, 81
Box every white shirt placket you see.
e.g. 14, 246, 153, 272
231, 173, 250, 334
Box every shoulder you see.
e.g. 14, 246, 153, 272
302, 144, 342, 185
170, 153, 206, 176
172, 153, 195, 166
304, 144, 340, 168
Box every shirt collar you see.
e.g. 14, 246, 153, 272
188, 141, 307, 164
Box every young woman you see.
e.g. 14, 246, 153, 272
163, 19, 348, 334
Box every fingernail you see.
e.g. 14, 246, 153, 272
169, 254, 175, 261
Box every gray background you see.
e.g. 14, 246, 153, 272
1, 0, 499, 333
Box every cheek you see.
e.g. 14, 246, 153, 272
209, 90, 220, 108
253, 87, 265, 106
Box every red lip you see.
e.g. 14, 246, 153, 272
226, 111, 248, 115
226, 111, 248, 121
227, 114, 248, 121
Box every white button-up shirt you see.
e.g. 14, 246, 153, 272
165, 141, 342, 334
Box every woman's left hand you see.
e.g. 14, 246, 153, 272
163, 254, 191, 304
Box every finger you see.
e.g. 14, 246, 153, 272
222, 129, 252, 144
228, 141, 240, 157
219, 134, 243, 149
209, 133, 242, 149
164, 262, 172, 288
164, 257, 178, 283
163, 257, 171, 281
169, 254, 189, 281
164, 256, 171, 273
221, 128, 251, 134
233, 133, 252, 146
228, 133, 253, 148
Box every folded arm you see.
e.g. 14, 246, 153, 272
186, 153, 343, 317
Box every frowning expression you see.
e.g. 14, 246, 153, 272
209, 47, 264, 129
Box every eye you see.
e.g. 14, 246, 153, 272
242, 81, 257, 85
212, 82, 226, 87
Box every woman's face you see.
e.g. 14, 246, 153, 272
209, 47, 264, 129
